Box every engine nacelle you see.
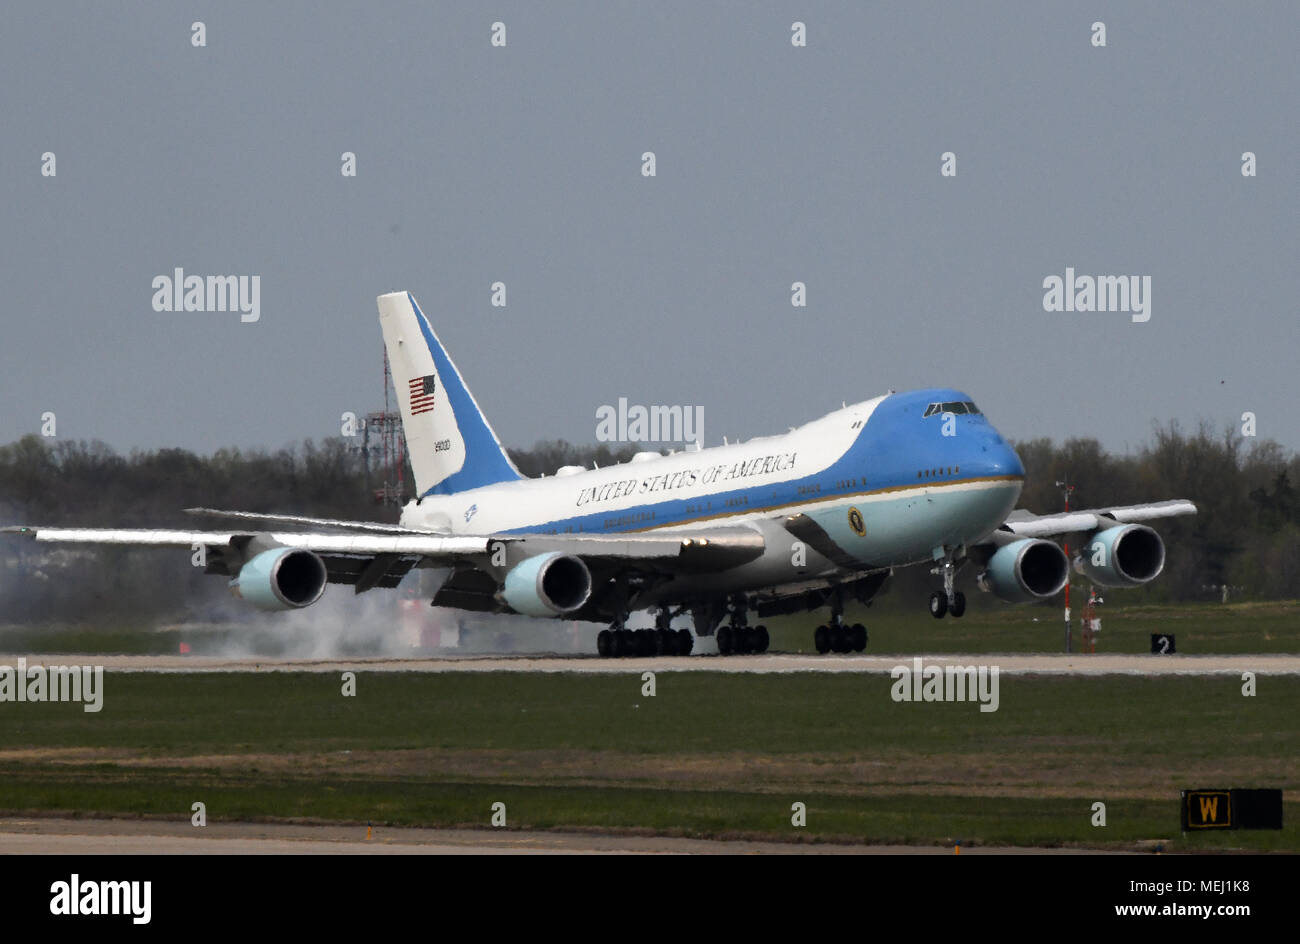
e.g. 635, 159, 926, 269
977, 538, 1069, 603
500, 552, 592, 617
1074, 524, 1165, 587
229, 547, 328, 611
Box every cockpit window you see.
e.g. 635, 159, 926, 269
925, 400, 982, 418
924, 400, 982, 417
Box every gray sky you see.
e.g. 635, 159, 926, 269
3, 2, 1297, 458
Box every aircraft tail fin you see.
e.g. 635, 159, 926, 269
377, 292, 522, 498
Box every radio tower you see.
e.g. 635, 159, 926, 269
362, 348, 407, 506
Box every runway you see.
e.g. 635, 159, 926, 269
5, 652, 1298, 675
0, 818, 1115, 855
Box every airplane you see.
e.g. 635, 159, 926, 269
4, 291, 1197, 657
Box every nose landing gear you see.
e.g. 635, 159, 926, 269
929, 551, 967, 619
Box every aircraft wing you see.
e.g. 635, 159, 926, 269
425, 527, 765, 615
182, 507, 432, 534
2, 526, 488, 555
2, 526, 490, 592
2, 523, 765, 595
490, 528, 764, 569
992, 499, 1197, 540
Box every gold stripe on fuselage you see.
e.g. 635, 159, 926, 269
607, 473, 1025, 534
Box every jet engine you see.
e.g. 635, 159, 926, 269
229, 547, 328, 611
977, 538, 1069, 603
500, 552, 592, 617
1073, 524, 1165, 587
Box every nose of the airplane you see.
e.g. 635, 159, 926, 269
977, 426, 1025, 479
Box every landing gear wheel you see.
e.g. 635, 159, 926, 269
754, 625, 770, 654
949, 592, 966, 618
929, 591, 949, 619
597, 629, 613, 658
830, 624, 849, 653
676, 628, 694, 656
717, 626, 734, 655
814, 625, 830, 654
850, 623, 867, 652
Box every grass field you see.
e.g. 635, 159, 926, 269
0, 670, 1295, 851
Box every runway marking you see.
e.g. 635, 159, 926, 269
5, 653, 1298, 675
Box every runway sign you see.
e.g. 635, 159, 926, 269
1181, 788, 1283, 830
1151, 633, 1176, 654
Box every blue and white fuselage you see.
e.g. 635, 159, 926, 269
401, 387, 1026, 600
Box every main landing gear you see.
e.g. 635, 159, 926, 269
596, 606, 695, 658
928, 552, 966, 619
812, 586, 867, 654
717, 594, 769, 655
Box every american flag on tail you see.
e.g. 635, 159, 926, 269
408, 374, 437, 415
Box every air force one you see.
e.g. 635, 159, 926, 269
6, 292, 1196, 657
